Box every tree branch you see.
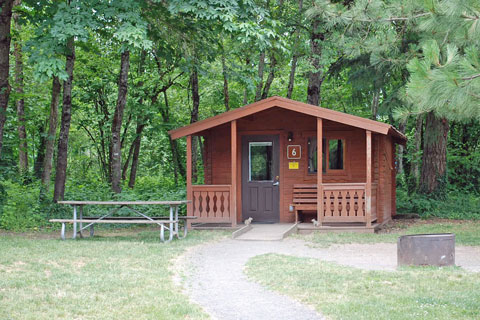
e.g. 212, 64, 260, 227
461, 73, 480, 81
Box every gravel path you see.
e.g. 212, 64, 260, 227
180, 238, 480, 320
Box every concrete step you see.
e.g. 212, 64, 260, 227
233, 223, 298, 241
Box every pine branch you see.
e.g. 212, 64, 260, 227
354, 12, 431, 22
461, 73, 480, 81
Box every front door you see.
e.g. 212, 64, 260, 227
241, 135, 280, 223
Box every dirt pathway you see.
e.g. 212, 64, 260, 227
180, 238, 480, 320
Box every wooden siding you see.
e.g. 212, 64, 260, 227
200, 108, 392, 223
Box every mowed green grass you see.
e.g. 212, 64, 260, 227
246, 254, 480, 320
0, 229, 226, 320
297, 219, 480, 247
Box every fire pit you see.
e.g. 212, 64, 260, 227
397, 233, 455, 267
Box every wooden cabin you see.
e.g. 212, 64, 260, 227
169, 96, 406, 231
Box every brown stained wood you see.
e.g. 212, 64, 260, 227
317, 118, 323, 225
169, 96, 406, 141
231, 120, 237, 226
322, 216, 366, 223
192, 185, 232, 223
195, 105, 393, 224
200, 191, 208, 218
366, 130, 372, 227
186, 135, 193, 221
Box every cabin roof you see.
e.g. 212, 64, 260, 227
169, 96, 407, 143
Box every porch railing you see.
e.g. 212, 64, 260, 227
192, 185, 233, 224
322, 183, 377, 223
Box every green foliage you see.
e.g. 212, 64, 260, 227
1, 0, 480, 231
0, 181, 42, 231
397, 188, 480, 220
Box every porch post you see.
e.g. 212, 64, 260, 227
317, 118, 323, 226
231, 120, 237, 227
186, 135, 193, 224
366, 130, 372, 227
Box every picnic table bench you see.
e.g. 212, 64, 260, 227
49, 200, 195, 243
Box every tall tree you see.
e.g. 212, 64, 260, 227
406, 1, 480, 196
221, 44, 229, 111
0, 0, 14, 158
254, 51, 265, 101
306, 18, 323, 106
41, 77, 61, 190
110, 50, 130, 193
287, 0, 303, 99
53, 36, 75, 201
190, 68, 199, 183
13, 0, 28, 174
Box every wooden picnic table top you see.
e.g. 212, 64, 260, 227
57, 200, 190, 205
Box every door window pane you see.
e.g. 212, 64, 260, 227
249, 142, 273, 181
329, 139, 344, 170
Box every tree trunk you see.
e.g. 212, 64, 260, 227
287, 54, 298, 99
111, 50, 130, 193
243, 58, 250, 105
307, 19, 323, 106
0, 0, 14, 158
14, 0, 28, 175
222, 50, 229, 111
409, 113, 423, 191
261, 52, 277, 100
371, 86, 380, 120
396, 118, 407, 174
122, 139, 134, 181
127, 121, 145, 189
41, 77, 60, 189
190, 69, 200, 183
287, 0, 303, 99
53, 38, 75, 202
160, 91, 184, 185
419, 111, 448, 198
34, 121, 46, 179
254, 51, 265, 102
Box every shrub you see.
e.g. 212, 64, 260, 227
397, 188, 480, 220
0, 181, 43, 230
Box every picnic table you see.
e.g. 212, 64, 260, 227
49, 200, 194, 243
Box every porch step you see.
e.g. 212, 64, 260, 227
191, 223, 238, 230
233, 223, 298, 241
297, 222, 380, 234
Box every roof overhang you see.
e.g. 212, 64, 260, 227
169, 96, 407, 144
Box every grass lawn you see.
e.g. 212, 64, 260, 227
246, 254, 480, 320
297, 219, 480, 247
0, 228, 226, 320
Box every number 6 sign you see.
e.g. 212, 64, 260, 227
287, 145, 301, 159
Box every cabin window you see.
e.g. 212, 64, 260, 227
249, 142, 273, 181
328, 139, 345, 170
308, 137, 346, 173
307, 137, 326, 174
